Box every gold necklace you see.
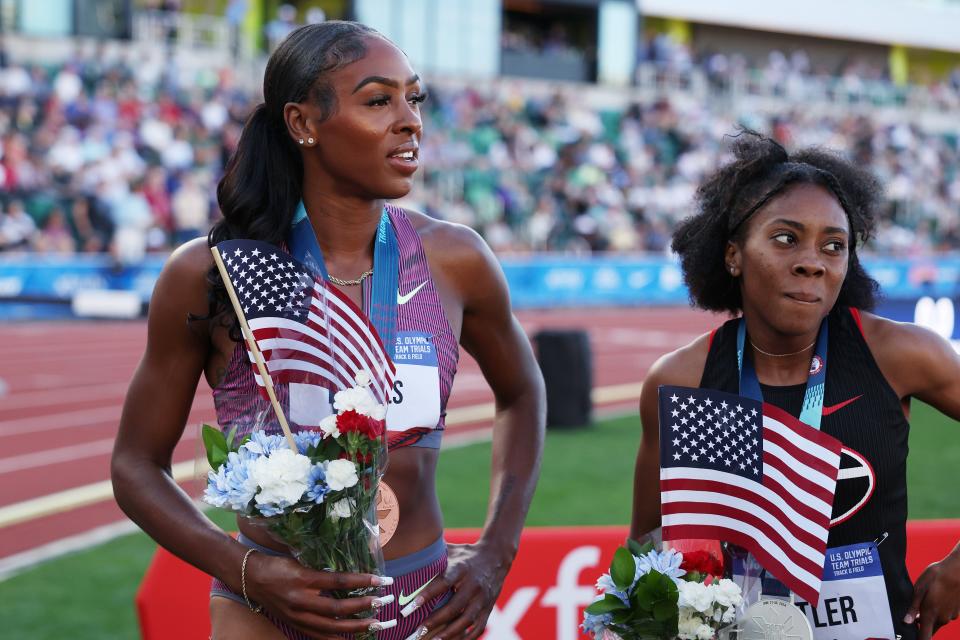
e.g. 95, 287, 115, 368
749, 339, 816, 358
327, 268, 374, 287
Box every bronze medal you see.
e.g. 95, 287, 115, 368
376, 481, 400, 547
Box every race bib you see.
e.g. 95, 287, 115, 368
386, 331, 441, 432
794, 542, 895, 640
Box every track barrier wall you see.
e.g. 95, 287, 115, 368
137, 521, 960, 640
1, 254, 958, 317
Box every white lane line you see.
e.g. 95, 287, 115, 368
0, 438, 117, 474
0, 403, 215, 437
0, 406, 125, 436
0, 519, 141, 581
0, 459, 203, 529
0, 383, 645, 529
0, 382, 130, 412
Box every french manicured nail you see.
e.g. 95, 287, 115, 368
369, 619, 397, 631
373, 575, 394, 586
403, 627, 428, 640
400, 596, 424, 618
371, 594, 395, 609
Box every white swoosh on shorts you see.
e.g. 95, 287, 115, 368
398, 575, 437, 607
397, 281, 428, 305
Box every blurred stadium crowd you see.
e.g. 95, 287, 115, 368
0, 34, 958, 260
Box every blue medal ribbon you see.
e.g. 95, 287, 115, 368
736, 316, 829, 430
289, 200, 399, 353
735, 315, 829, 598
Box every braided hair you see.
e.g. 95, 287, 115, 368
672, 130, 882, 314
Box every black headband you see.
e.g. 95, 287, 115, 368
727, 162, 851, 235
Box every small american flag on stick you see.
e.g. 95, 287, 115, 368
658, 385, 842, 605
213, 240, 395, 406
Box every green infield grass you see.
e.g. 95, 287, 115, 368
2, 405, 956, 638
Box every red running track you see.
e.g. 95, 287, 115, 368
0, 307, 718, 563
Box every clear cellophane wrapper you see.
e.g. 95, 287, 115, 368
243, 404, 389, 638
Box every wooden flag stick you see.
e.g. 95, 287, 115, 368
211, 246, 299, 452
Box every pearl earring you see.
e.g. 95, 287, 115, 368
298, 138, 304, 145
307, 137, 315, 144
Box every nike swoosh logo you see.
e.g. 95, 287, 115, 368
397, 281, 428, 305
822, 395, 863, 417
398, 575, 437, 606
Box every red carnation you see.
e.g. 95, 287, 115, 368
680, 550, 723, 577
336, 410, 367, 434
336, 410, 385, 440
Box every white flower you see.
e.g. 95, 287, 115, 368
333, 385, 383, 418
722, 607, 737, 623
248, 448, 312, 511
678, 581, 715, 613
318, 414, 340, 438
324, 458, 359, 490
678, 611, 704, 640
354, 371, 371, 387
695, 623, 714, 640
329, 497, 354, 520
713, 579, 743, 608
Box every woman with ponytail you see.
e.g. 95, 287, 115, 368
630, 131, 960, 640
112, 22, 545, 640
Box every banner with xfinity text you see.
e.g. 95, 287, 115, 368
136, 522, 960, 640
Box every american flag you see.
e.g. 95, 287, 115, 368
214, 239, 395, 406
658, 385, 842, 605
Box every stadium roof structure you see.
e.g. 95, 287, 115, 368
639, 0, 960, 53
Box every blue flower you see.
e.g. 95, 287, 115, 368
257, 502, 286, 517
596, 573, 629, 605
203, 449, 258, 512
242, 431, 285, 456
294, 430, 323, 455
305, 464, 330, 504
636, 548, 686, 583
581, 603, 613, 639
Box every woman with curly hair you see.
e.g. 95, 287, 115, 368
630, 131, 960, 640
111, 22, 545, 640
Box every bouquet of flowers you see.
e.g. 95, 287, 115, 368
201, 372, 387, 637
582, 540, 743, 640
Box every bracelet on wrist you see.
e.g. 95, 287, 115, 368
241, 548, 263, 614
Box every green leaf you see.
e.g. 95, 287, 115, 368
209, 445, 228, 471
611, 609, 633, 625
200, 424, 227, 471
224, 424, 239, 450
652, 599, 676, 621
585, 594, 628, 615
664, 578, 679, 603
201, 424, 228, 469
611, 547, 636, 591
627, 538, 654, 557
634, 581, 654, 610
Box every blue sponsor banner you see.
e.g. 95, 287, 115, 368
500, 255, 687, 307
0, 254, 165, 302
1, 253, 959, 337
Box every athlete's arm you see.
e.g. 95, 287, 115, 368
415, 224, 546, 640
630, 335, 710, 539
862, 313, 960, 638
111, 240, 385, 638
